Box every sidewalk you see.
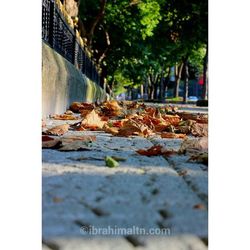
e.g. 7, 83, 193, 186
42, 106, 208, 250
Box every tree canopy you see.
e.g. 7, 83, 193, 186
77, 0, 208, 100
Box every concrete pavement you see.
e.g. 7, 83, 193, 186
42, 111, 208, 250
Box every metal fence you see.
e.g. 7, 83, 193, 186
42, 0, 100, 85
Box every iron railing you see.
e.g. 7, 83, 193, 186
42, 0, 100, 85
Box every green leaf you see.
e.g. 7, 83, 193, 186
105, 156, 119, 168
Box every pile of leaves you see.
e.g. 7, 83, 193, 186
44, 100, 207, 138
42, 101, 208, 164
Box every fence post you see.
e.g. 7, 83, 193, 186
48, 0, 55, 48
72, 27, 78, 67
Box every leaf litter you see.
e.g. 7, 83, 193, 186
42, 100, 208, 164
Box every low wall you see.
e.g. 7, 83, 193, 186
42, 42, 107, 117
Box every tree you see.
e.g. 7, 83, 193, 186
76, 0, 208, 101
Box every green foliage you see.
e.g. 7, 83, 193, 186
78, 0, 208, 91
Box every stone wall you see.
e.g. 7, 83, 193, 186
42, 42, 107, 117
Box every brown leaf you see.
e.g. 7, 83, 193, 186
101, 100, 122, 117
161, 132, 186, 139
117, 119, 153, 137
42, 135, 54, 141
190, 123, 208, 137
65, 110, 74, 115
80, 109, 93, 117
42, 138, 62, 149
69, 102, 95, 113
50, 114, 78, 120
179, 137, 208, 154
137, 145, 163, 156
193, 203, 206, 210
103, 124, 119, 135
81, 110, 106, 129
178, 113, 208, 124
162, 115, 180, 126
44, 124, 69, 136
61, 135, 96, 143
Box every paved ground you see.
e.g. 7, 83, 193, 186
42, 106, 208, 250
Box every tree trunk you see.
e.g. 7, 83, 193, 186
87, 0, 107, 47
183, 58, 189, 103
144, 77, 149, 100
159, 76, 164, 101
149, 86, 154, 100
202, 46, 208, 100
162, 67, 170, 101
153, 84, 158, 100
173, 63, 184, 98
140, 84, 144, 99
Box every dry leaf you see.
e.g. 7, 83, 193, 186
137, 145, 163, 156
103, 124, 119, 135
101, 100, 122, 117
162, 115, 180, 126
117, 119, 153, 137
61, 135, 96, 143
81, 110, 106, 129
50, 114, 78, 120
42, 138, 61, 149
42, 135, 54, 141
193, 203, 206, 210
161, 132, 186, 139
178, 113, 208, 124
69, 102, 95, 113
179, 137, 208, 154
190, 123, 208, 137
44, 124, 69, 136
65, 110, 74, 115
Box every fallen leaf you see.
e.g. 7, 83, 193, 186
43, 124, 69, 136
50, 114, 78, 120
81, 110, 106, 129
101, 100, 123, 117
103, 124, 119, 135
69, 102, 95, 113
162, 115, 180, 126
179, 137, 208, 154
178, 112, 208, 124
117, 119, 153, 137
161, 132, 186, 139
190, 123, 208, 137
193, 203, 206, 210
42, 135, 55, 141
137, 145, 163, 156
61, 135, 96, 143
105, 156, 119, 168
65, 110, 74, 115
112, 120, 124, 128
42, 138, 62, 149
